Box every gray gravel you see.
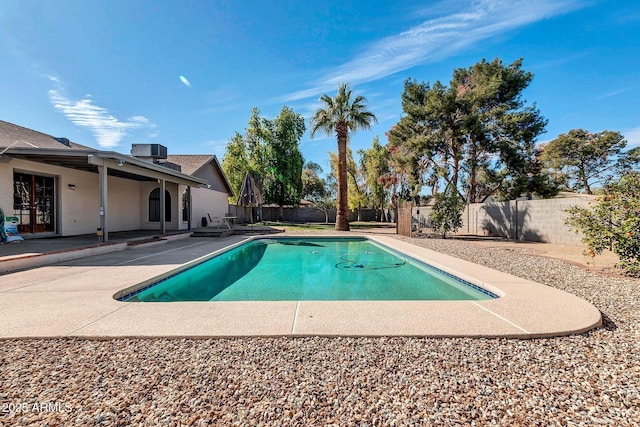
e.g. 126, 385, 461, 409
1, 236, 639, 426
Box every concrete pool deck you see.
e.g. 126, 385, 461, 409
0, 234, 601, 339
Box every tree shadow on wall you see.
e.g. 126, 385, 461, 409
480, 201, 543, 242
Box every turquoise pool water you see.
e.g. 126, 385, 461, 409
121, 237, 496, 302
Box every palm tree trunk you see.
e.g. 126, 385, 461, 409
336, 122, 350, 231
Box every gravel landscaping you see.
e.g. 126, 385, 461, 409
1, 235, 639, 425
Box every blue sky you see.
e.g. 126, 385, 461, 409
1, 0, 639, 176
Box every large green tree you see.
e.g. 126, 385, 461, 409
388, 58, 555, 203
222, 106, 305, 215
301, 161, 327, 203
221, 107, 271, 201
244, 107, 270, 187
262, 106, 306, 218
310, 83, 377, 231
379, 132, 414, 210
359, 136, 390, 220
302, 162, 338, 223
221, 131, 250, 202
317, 167, 338, 223
541, 129, 635, 194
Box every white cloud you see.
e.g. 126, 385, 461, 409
283, 0, 585, 102
44, 74, 60, 84
595, 87, 635, 100
128, 116, 151, 124
46, 76, 155, 148
624, 126, 640, 148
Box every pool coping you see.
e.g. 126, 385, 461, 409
0, 234, 602, 339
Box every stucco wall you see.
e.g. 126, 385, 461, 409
58, 167, 100, 235
191, 187, 229, 227
194, 163, 228, 194
0, 158, 104, 236
0, 160, 14, 216
106, 176, 142, 232
139, 182, 179, 231
0, 158, 187, 236
1, 156, 276, 235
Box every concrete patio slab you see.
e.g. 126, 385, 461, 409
70, 302, 298, 337
0, 234, 602, 339
293, 301, 525, 337
477, 281, 602, 336
0, 290, 124, 338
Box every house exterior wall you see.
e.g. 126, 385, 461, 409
1, 155, 231, 236
189, 164, 230, 227
0, 160, 15, 217
137, 182, 225, 231
195, 163, 228, 193
0, 158, 102, 236
0, 158, 183, 236
191, 187, 229, 227
106, 176, 142, 232
139, 181, 181, 231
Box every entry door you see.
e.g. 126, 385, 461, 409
13, 172, 56, 234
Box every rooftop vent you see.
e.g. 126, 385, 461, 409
131, 144, 168, 162
55, 137, 71, 147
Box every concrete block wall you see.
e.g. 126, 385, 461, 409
491, 198, 593, 245
414, 196, 595, 246
230, 206, 387, 224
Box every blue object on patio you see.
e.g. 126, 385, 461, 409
0, 209, 24, 243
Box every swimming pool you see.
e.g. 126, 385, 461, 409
118, 237, 497, 302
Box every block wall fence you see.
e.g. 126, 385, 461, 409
413, 196, 596, 246
230, 196, 595, 247
229, 206, 393, 224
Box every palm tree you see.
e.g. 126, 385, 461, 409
310, 84, 377, 231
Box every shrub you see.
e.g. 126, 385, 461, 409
566, 173, 640, 276
430, 185, 465, 238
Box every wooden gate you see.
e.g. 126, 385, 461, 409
396, 200, 413, 237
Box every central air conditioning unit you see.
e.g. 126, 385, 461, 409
131, 144, 168, 161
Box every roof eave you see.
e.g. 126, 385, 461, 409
90, 152, 208, 187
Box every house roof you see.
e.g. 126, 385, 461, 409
0, 120, 94, 151
165, 154, 233, 195
0, 120, 206, 187
165, 155, 214, 175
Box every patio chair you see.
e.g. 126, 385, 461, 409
206, 213, 222, 228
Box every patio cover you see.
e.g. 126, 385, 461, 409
2, 147, 207, 241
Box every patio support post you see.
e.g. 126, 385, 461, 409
187, 186, 192, 231
160, 179, 166, 235
98, 164, 109, 242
